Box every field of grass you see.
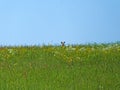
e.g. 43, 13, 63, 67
0, 43, 120, 90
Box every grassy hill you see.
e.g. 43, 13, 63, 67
0, 43, 120, 90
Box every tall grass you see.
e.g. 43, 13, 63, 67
0, 43, 120, 90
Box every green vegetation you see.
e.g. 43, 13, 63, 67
0, 43, 120, 90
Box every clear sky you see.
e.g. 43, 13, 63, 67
0, 0, 120, 46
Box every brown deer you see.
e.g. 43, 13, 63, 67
61, 41, 65, 47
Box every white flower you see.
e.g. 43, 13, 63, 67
79, 47, 86, 51
8, 49, 15, 55
66, 46, 76, 51
8, 49, 13, 53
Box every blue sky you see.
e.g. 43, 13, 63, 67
0, 0, 120, 45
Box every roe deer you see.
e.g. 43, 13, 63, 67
61, 41, 65, 47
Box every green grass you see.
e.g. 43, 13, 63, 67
0, 43, 120, 90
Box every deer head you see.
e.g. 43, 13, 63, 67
61, 41, 65, 47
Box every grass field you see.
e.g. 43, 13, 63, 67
0, 43, 120, 90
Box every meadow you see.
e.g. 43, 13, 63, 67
0, 42, 120, 90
